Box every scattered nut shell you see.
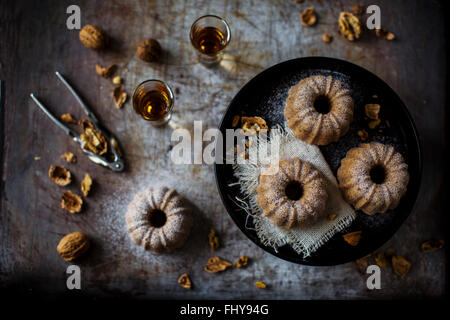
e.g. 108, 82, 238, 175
236, 256, 248, 268
48, 165, 71, 186
322, 33, 332, 43
61, 113, 77, 124
137, 38, 162, 62
352, 5, 363, 15
327, 213, 337, 221
300, 7, 317, 26
204, 256, 232, 273
61, 152, 76, 164
113, 85, 127, 109
421, 240, 444, 253
79, 119, 108, 155
79, 25, 108, 50
342, 231, 362, 246
338, 12, 362, 41
368, 119, 381, 129
375, 252, 387, 268
95, 64, 116, 78
255, 281, 267, 289
178, 273, 192, 290
391, 256, 411, 278
81, 173, 93, 197
61, 191, 83, 214
376, 28, 395, 40
357, 129, 368, 141
112, 76, 122, 84
208, 229, 220, 251
241, 116, 268, 135
57, 232, 90, 261
365, 103, 380, 120
231, 115, 240, 128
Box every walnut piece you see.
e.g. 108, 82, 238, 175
322, 33, 332, 43
231, 115, 240, 128
79, 25, 108, 50
357, 129, 368, 141
375, 252, 387, 268
208, 229, 220, 251
204, 256, 232, 273
368, 119, 381, 129
338, 12, 362, 41
113, 85, 127, 109
327, 213, 337, 221
61, 191, 83, 214
355, 254, 371, 272
236, 256, 248, 268
376, 28, 395, 40
112, 76, 122, 84
61, 113, 77, 124
79, 119, 108, 155
57, 232, 90, 261
255, 281, 267, 289
178, 273, 192, 290
137, 38, 162, 62
61, 152, 76, 164
392, 256, 411, 278
342, 231, 362, 246
48, 165, 71, 186
352, 5, 363, 15
365, 103, 380, 120
300, 7, 317, 26
421, 240, 444, 253
241, 116, 268, 135
81, 173, 93, 197
95, 63, 116, 78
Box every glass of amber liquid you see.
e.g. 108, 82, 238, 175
132, 80, 174, 126
190, 15, 231, 66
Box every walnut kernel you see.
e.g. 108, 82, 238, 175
61, 191, 83, 213
338, 12, 362, 41
342, 231, 362, 246
204, 256, 232, 273
81, 173, 93, 197
113, 85, 127, 109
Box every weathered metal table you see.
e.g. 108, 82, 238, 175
0, 0, 446, 299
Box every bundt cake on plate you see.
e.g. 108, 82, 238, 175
284, 75, 354, 145
337, 142, 409, 215
256, 157, 328, 229
126, 186, 193, 254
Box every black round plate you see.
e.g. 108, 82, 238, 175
214, 57, 422, 266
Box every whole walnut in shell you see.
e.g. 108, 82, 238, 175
57, 232, 90, 261
137, 38, 162, 62
79, 25, 108, 50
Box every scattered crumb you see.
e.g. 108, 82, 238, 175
376, 28, 395, 40
61, 152, 76, 164
322, 33, 332, 43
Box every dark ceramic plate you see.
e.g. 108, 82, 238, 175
214, 57, 422, 266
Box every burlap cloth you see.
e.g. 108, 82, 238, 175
230, 127, 356, 257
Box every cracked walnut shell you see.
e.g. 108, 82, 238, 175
79, 119, 108, 155
96, 64, 116, 78
48, 165, 71, 186
57, 232, 90, 261
204, 256, 232, 273
342, 231, 362, 246
79, 25, 108, 50
338, 12, 362, 41
137, 38, 162, 62
178, 273, 192, 290
61, 191, 83, 213
300, 7, 317, 26
113, 85, 127, 109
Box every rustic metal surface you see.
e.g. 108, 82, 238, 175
0, 0, 446, 299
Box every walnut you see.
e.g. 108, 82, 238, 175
255, 281, 267, 289
61, 152, 76, 164
48, 165, 71, 186
81, 173, 93, 197
365, 103, 380, 120
204, 256, 232, 273
137, 38, 162, 62
95, 64, 116, 78
178, 273, 192, 290
208, 229, 220, 251
61, 113, 77, 124
375, 252, 387, 268
61, 191, 83, 213
338, 12, 362, 41
113, 85, 127, 109
391, 256, 411, 278
236, 256, 248, 268
300, 7, 317, 26
79, 119, 108, 155
79, 25, 108, 50
357, 129, 368, 141
57, 232, 90, 261
376, 28, 395, 40
342, 231, 362, 246
421, 240, 444, 253
241, 116, 268, 135
322, 33, 332, 43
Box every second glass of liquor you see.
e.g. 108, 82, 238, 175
190, 15, 231, 66
132, 80, 174, 126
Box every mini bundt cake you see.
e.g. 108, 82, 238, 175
256, 158, 328, 229
126, 186, 193, 254
337, 142, 409, 215
284, 75, 354, 145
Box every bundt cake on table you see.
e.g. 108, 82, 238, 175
126, 186, 193, 254
337, 142, 409, 215
256, 157, 328, 229
284, 75, 354, 145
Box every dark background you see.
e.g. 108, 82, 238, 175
0, 0, 447, 299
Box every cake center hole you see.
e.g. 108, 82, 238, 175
313, 95, 331, 114
148, 209, 167, 228
370, 165, 386, 184
285, 181, 303, 201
